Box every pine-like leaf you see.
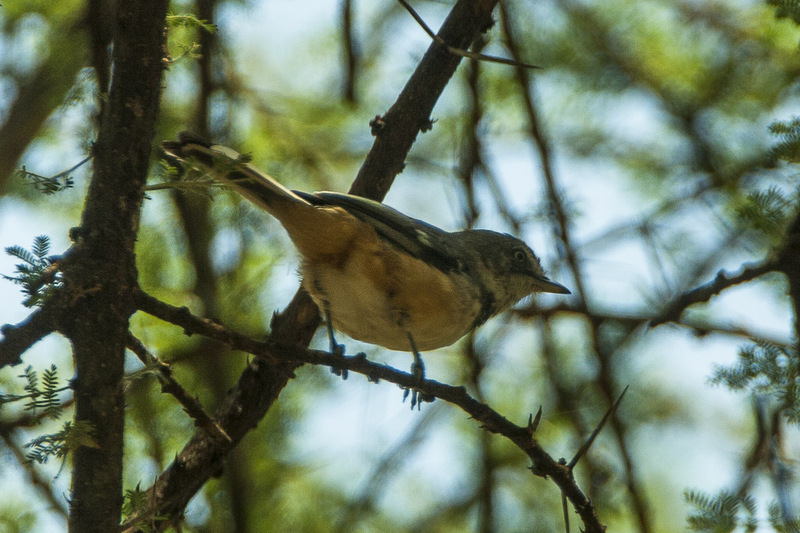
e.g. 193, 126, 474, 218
5, 245, 38, 266
32, 235, 50, 259
3, 236, 60, 307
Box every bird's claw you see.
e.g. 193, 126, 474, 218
329, 342, 348, 379
403, 358, 433, 409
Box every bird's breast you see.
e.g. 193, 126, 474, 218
301, 232, 482, 352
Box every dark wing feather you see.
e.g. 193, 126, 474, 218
293, 190, 463, 273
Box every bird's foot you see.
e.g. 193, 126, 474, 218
402, 355, 434, 410
329, 341, 348, 379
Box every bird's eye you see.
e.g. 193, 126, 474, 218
512, 249, 527, 263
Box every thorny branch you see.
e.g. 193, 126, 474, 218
126, 333, 231, 443
133, 288, 607, 532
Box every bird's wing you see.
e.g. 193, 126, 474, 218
294, 191, 464, 273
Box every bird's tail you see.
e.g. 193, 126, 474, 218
161, 132, 362, 261
161, 131, 310, 220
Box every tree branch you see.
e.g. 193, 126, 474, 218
0, 23, 85, 190
651, 261, 779, 327
60, 0, 168, 530
501, 6, 652, 529
775, 205, 800, 342
0, 307, 57, 369
130, 289, 606, 532
130, 1, 512, 527
126, 333, 231, 443
350, 0, 502, 200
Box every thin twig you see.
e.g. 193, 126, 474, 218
0, 425, 69, 519
19, 154, 93, 182
340, 0, 358, 102
397, 0, 540, 70
126, 333, 232, 444
569, 386, 629, 469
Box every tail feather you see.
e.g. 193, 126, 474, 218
161, 132, 309, 218
162, 132, 361, 261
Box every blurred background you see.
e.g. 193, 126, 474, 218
1, 0, 799, 531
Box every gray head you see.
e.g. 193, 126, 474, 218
456, 230, 570, 317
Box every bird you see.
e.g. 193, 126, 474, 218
162, 132, 570, 406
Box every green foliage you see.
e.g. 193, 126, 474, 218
122, 485, 149, 518
145, 159, 220, 197
0, 504, 36, 533
21, 364, 63, 419
165, 14, 217, 64
166, 13, 217, 34
2, 235, 60, 307
122, 485, 164, 533
148, 152, 261, 203
0, 364, 68, 419
694, 341, 800, 532
6, 0, 800, 530
0, 364, 96, 469
710, 341, 800, 423
769, 502, 800, 532
685, 490, 758, 532
24, 420, 99, 465
145, 153, 255, 197
16, 166, 75, 194
770, 118, 800, 163
768, 0, 800, 24
14, 154, 90, 195
24, 427, 68, 465
735, 186, 796, 246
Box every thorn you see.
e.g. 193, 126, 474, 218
420, 117, 436, 132
529, 461, 548, 479
527, 406, 543, 434
369, 115, 386, 136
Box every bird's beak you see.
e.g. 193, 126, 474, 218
535, 277, 571, 295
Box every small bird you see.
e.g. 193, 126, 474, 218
162, 132, 570, 405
